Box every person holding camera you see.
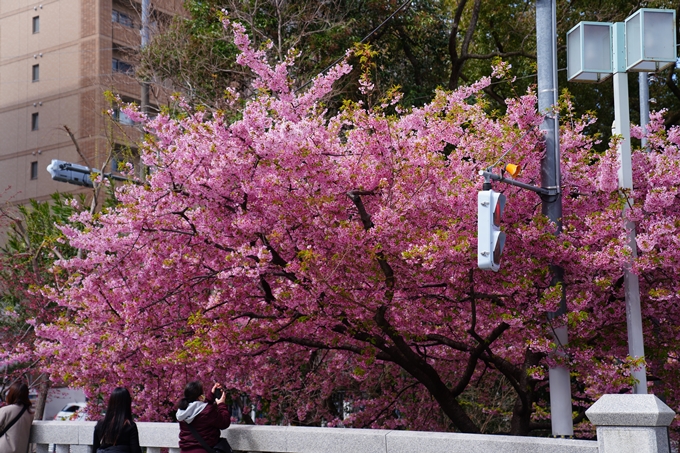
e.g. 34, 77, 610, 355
176, 380, 231, 453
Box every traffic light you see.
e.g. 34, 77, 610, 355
478, 189, 506, 272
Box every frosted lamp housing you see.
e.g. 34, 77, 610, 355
625, 9, 677, 72
567, 22, 613, 83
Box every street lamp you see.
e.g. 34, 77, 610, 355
567, 9, 677, 395
624, 9, 677, 73
47, 159, 139, 188
566, 22, 614, 83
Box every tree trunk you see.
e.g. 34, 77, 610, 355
34, 378, 50, 421
508, 349, 542, 435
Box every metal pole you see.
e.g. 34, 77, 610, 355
536, 0, 573, 436
639, 73, 649, 150
141, 0, 150, 115
612, 23, 647, 394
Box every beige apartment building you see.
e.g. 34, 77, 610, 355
0, 0, 182, 205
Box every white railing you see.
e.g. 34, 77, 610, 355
30, 394, 678, 453
30, 421, 599, 453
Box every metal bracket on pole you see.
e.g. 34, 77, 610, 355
482, 171, 492, 191
479, 170, 556, 197
62, 162, 137, 184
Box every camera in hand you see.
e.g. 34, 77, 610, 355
214, 387, 224, 400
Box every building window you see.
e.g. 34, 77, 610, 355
111, 145, 139, 173
112, 58, 133, 75
32, 16, 40, 33
112, 10, 133, 27
112, 108, 134, 126
31, 112, 39, 131
32, 64, 39, 82
30, 161, 38, 180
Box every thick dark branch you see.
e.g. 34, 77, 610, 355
64, 125, 93, 170
374, 306, 433, 371
469, 270, 477, 333
448, 0, 468, 62
408, 293, 464, 305
231, 311, 279, 320
170, 208, 198, 236
210, 242, 235, 253
347, 190, 394, 300
267, 336, 392, 361
331, 323, 394, 361
395, 24, 422, 86
471, 291, 507, 307
259, 275, 276, 302
465, 50, 535, 60
664, 109, 680, 129
155, 228, 195, 236
419, 282, 447, 288
460, 72, 506, 106
665, 68, 680, 128
359, 382, 419, 428
347, 190, 375, 230
424, 334, 472, 351
257, 233, 289, 267
483, 85, 506, 106
376, 252, 395, 299
666, 66, 680, 101
490, 21, 505, 54
99, 290, 122, 319
451, 322, 510, 397
459, 0, 481, 58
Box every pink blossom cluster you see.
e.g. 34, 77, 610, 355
33, 22, 680, 434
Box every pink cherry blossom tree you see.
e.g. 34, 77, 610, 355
36, 21, 680, 435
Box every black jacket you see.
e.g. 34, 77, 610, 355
91, 419, 142, 453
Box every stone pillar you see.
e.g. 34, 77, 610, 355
70, 446, 90, 453
586, 394, 675, 453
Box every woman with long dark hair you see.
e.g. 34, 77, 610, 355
92, 387, 141, 453
176, 380, 230, 452
0, 381, 33, 453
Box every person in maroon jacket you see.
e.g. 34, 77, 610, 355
176, 381, 231, 452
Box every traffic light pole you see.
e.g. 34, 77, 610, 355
537, 0, 573, 437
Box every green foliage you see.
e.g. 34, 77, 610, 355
138, 0, 680, 135
0, 193, 87, 386
138, 0, 243, 108
0, 193, 83, 307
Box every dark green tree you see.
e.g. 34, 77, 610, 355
139, 0, 680, 139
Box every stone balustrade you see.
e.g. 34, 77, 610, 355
31, 420, 597, 453
28, 394, 675, 453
